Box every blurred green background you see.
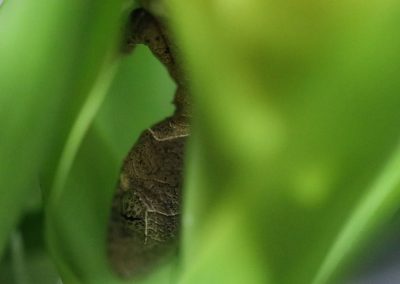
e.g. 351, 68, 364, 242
1, 0, 400, 284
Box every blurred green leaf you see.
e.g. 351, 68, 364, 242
0, 0, 125, 253
168, 1, 400, 284
0, 229, 59, 284
0, 0, 130, 282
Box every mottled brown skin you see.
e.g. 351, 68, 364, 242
107, 8, 190, 279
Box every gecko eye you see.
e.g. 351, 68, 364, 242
120, 191, 144, 221
121, 213, 141, 222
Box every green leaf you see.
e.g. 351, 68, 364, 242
0, 0, 132, 282
168, 1, 400, 283
0, 0, 124, 257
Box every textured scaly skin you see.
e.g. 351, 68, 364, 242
107, 8, 190, 278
